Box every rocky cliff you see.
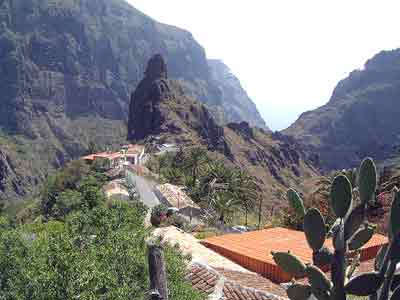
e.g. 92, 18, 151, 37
285, 49, 400, 171
0, 0, 266, 200
128, 55, 319, 206
208, 60, 268, 129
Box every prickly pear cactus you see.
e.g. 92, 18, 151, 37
273, 157, 400, 300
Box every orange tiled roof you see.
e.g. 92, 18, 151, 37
82, 151, 123, 161
186, 263, 284, 300
202, 227, 387, 283
82, 144, 144, 161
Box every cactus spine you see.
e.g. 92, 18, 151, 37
274, 157, 400, 300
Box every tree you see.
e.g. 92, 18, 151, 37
232, 170, 258, 227
182, 147, 209, 189
199, 163, 250, 224
0, 201, 204, 300
212, 192, 241, 224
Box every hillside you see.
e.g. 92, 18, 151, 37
0, 0, 266, 201
128, 55, 319, 208
284, 49, 400, 171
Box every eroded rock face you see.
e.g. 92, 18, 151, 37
128, 55, 172, 141
227, 122, 254, 141
285, 49, 400, 170
128, 55, 232, 158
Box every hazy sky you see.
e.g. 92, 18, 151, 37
129, 1, 400, 130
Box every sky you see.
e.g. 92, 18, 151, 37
129, 1, 400, 130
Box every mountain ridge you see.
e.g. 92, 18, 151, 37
284, 49, 400, 171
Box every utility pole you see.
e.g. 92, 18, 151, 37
258, 196, 263, 230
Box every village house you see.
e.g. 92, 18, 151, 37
82, 144, 145, 170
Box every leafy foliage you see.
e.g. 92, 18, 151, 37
150, 147, 259, 225
0, 161, 204, 300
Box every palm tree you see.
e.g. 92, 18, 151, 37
200, 162, 234, 207
182, 147, 209, 189
232, 170, 258, 227
212, 191, 242, 224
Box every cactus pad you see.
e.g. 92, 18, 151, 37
287, 284, 312, 300
272, 251, 307, 277
344, 272, 383, 296
359, 157, 377, 204
287, 189, 306, 218
312, 246, 334, 267
306, 265, 332, 292
330, 175, 352, 218
390, 190, 400, 237
348, 224, 375, 251
344, 204, 365, 240
304, 208, 326, 252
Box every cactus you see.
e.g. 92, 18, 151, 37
287, 188, 306, 218
303, 208, 326, 252
276, 157, 400, 300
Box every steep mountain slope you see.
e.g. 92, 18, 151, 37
0, 0, 266, 201
128, 55, 319, 207
208, 60, 268, 129
284, 49, 400, 171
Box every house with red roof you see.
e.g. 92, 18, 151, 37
82, 144, 145, 170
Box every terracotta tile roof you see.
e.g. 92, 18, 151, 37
186, 263, 285, 300
187, 260, 377, 299
81, 144, 144, 161
185, 264, 220, 295
202, 227, 387, 282
82, 151, 123, 161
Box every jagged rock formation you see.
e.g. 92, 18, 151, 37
128, 56, 319, 204
128, 55, 231, 157
0, 0, 266, 200
285, 49, 400, 171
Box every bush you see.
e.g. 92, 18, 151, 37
151, 204, 168, 227
0, 203, 204, 300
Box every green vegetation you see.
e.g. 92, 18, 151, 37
273, 158, 400, 300
0, 161, 205, 300
282, 168, 359, 230
148, 147, 258, 225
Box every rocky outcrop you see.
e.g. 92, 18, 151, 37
128, 55, 231, 157
227, 122, 254, 141
284, 49, 400, 171
128, 55, 171, 141
128, 56, 318, 197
